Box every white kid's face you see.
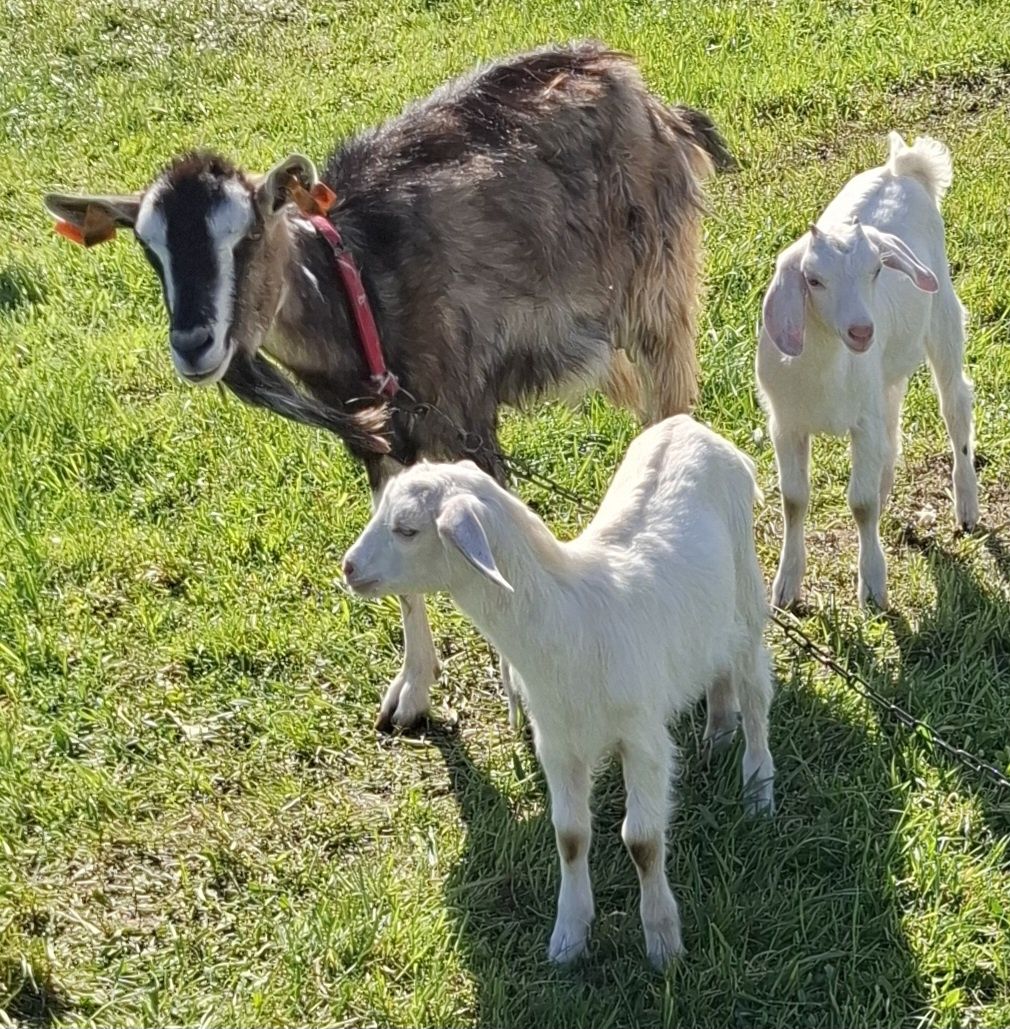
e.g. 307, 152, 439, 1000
343, 473, 451, 598
800, 225, 881, 354
342, 462, 514, 599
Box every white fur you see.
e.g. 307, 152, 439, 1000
757, 132, 979, 610
301, 265, 323, 297
208, 179, 253, 362
343, 415, 775, 967
134, 183, 173, 312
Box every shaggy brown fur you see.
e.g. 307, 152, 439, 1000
45, 41, 733, 729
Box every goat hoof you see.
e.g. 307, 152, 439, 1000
375, 708, 433, 735
391, 705, 428, 730
645, 920, 684, 971
771, 577, 802, 612
956, 495, 979, 534
743, 787, 776, 818
547, 925, 589, 965
702, 725, 738, 767
375, 697, 429, 733
857, 587, 889, 612
377, 665, 436, 733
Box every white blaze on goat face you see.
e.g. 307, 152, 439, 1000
134, 183, 173, 313
208, 177, 254, 349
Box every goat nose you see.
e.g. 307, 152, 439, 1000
170, 327, 214, 357
847, 324, 874, 343
342, 559, 355, 580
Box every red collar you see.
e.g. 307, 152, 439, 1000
305, 213, 399, 399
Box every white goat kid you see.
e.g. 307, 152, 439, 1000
757, 132, 979, 610
343, 416, 775, 968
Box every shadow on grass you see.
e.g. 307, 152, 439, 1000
0, 264, 47, 313
428, 678, 928, 1029
0, 961, 74, 1028
847, 524, 1010, 834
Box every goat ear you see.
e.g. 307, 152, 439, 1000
862, 225, 939, 293
44, 192, 140, 246
255, 154, 319, 215
436, 495, 513, 593
762, 236, 808, 356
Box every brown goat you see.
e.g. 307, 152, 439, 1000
45, 41, 732, 730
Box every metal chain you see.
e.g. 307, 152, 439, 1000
390, 388, 598, 515
498, 453, 598, 514
387, 388, 1009, 792
771, 609, 1010, 792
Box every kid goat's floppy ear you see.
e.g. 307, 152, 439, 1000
762, 235, 809, 357
436, 495, 514, 593
44, 192, 141, 247
860, 225, 939, 293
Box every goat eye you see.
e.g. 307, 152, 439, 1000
873, 266, 882, 279
393, 526, 417, 539
807, 277, 823, 288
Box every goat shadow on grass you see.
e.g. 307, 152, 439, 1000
428, 676, 929, 1029
0, 263, 47, 313
0, 960, 75, 1028
842, 524, 1010, 839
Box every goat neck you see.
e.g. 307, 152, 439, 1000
263, 214, 362, 381
448, 488, 590, 668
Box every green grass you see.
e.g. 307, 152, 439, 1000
3, 0, 1010, 1025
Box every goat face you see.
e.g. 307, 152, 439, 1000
801, 224, 882, 353
343, 463, 513, 598
45, 152, 317, 385
762, 221, 939, 357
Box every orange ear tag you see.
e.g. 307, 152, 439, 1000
287, 178, 317, 216
288, 176, 337, 216
54, 205, 118, 247
310, 182, 337, 214
55, 220, 87, 245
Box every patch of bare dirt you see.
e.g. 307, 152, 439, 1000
887, 66, 1010, 119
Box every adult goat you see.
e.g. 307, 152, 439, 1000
45, 41, 733, 729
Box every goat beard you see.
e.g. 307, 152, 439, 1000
220, 350, 391, 456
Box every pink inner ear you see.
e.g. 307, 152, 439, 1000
870, 226, 939, 295
781, 328, 805, 356
766, 324, 804, 357
762, 267, 806, 356
916, 268, 939, 293
885, 251, 939, 293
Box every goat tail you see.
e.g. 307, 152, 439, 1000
221, 351, 391, 456
664, 105, 737, 177
886, 131, 952, 205
735, 449, 764, 507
